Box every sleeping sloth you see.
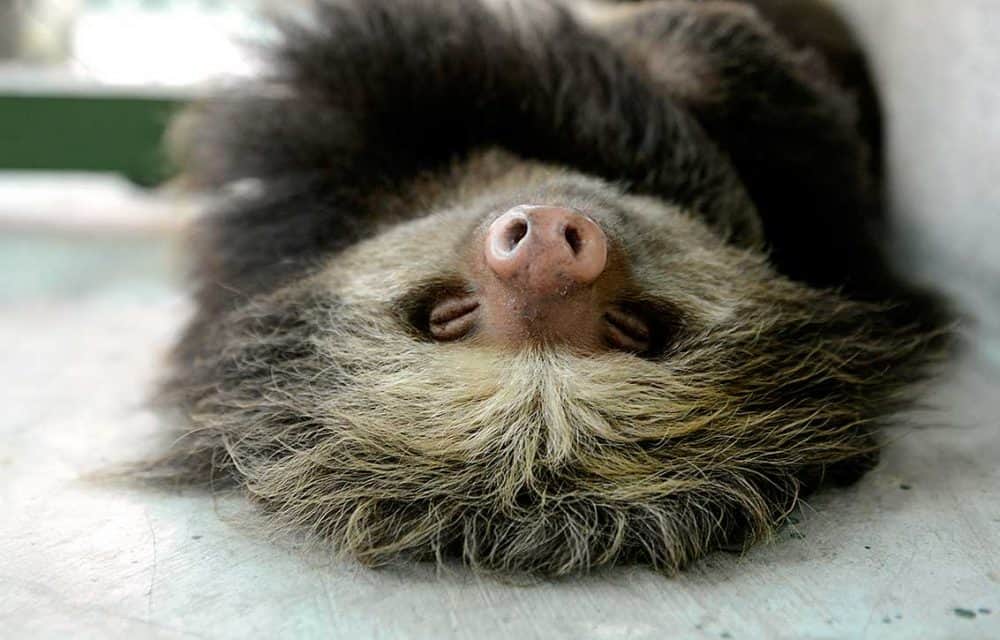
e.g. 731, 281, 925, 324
150, 0, 946, 575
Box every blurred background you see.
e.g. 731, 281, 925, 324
0, 0, 286, 307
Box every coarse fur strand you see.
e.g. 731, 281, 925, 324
141, 0, 949, 576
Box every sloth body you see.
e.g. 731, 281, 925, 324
155, 0, 942, 574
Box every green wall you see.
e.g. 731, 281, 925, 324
0, 94, 182, 186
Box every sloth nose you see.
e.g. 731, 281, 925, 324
485, 205, 608, 293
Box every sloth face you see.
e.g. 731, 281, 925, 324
159, 158, 932, 575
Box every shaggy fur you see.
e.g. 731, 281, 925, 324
147, 0, 946, 575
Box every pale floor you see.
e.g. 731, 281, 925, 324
1, 227, 998, 640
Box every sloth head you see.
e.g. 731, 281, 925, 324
146, 0, 944, 575
154, 154, 935, 575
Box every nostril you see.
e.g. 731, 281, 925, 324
564, 224, 583, 255
486, 205, 608, 286
501, 218, 529, 253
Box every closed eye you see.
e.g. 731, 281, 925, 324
429, 296, 480, 341
604, 300, 683, 359
604, 306, 652, 353
398, 278, 479, 342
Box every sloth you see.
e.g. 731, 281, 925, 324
146, 0, 946, 575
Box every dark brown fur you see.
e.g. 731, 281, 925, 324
145, 0, 946, 575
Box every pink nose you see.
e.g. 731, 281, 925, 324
484, 205, 608, 294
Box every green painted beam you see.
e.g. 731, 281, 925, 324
0, 94, 183, 186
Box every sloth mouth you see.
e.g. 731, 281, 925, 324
428, 296, 480, 341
